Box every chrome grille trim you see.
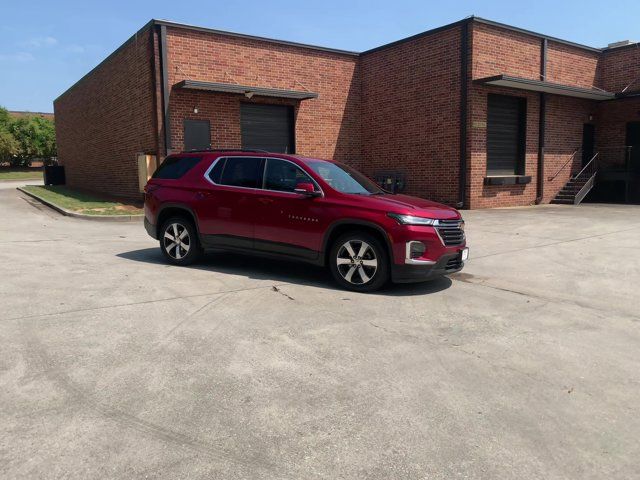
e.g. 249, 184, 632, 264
434, 219, 465, 247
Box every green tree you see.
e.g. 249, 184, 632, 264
0, 107, 19, 164
9, 114, 57, 166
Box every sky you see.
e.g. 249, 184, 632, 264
1, 0, 639, 112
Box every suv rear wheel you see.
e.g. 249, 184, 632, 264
160, 217, 202, 266
329, 232, 389, 292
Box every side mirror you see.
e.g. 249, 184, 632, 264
294, 182, 321, 197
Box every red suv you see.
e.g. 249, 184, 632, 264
144, 151, 468, 292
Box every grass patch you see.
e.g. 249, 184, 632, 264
22, 185, 143, 216
0, 168, 43, 180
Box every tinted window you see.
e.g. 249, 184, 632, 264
153, 156, 202, 179
306, 160, 382, 195
208, 158, 226, 183
264, 159, 314, 192
219, 157, 263, 188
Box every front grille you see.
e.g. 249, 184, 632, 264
436, 220, 465, 246
445, 256, 463, 271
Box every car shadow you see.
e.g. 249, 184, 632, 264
116, 248, 452, 297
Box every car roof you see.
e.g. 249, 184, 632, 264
175, 150, 337, 164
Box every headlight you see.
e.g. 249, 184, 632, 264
388, 213, 436, 226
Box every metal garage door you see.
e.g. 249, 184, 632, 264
487, 94, 526, 175
240, 104, 294, 153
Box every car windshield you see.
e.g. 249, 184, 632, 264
306, 160, 383, 195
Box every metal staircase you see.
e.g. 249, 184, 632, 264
551, 153, 599, 205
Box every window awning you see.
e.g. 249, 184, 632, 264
474, 75, 615, 101
175, 80, 319, 100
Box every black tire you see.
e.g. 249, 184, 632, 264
329, 231, 390, 292
159, 216, 202, 266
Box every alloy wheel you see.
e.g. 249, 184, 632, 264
163, 222, 191, 260
336, 240, 378, 285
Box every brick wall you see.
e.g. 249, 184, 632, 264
601, 45, 640, 94
54, 27, 157, 199
543, 96, 595, 203
472, 23, 541, 80
467, 85, 541, 208
164, 27, 361, 166
596, 47, 640, 170
169, 90, 299, 151
546, 42, 600, 89
360, 26, 463, 206
595, 97, 640, 171
468, 23, 606, 208
54, 18, 640, 208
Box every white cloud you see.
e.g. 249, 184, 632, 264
21, 36, 58, 48
66, 44, 85, 54
0, 52, 35, 62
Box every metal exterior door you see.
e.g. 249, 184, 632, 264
183, 119, 211, 151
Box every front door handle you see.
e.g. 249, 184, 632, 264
258, 197, 274, 205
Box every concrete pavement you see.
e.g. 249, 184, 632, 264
1, 182, 639, 479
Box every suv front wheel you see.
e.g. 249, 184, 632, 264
160, 217, 202, 266
329, 232, 389, 292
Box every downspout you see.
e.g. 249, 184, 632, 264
150, 26, 160, 157
536, 38, 547, 204
458, 20, 470, 208
158, 24, 172, 154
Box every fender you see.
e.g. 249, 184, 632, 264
320, 218, 394, 265
155, 203, 200, 238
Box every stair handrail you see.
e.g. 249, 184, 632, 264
548, 149, 580, 181
573, 151, 599, 181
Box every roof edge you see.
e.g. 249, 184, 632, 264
153, 19, 360, 56
472, 17, 602, 53
360, 18, 471, 55
53, 16, 613, 106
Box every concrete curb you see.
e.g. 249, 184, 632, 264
17, 186, 144, 222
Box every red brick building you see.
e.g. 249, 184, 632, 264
54, 17, 640, 207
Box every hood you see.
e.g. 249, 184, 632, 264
360, 193, 461, 219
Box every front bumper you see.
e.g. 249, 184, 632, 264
391, 251, 465, 283
144, 217, 157, 239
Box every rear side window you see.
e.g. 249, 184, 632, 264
207, 158, 226, 183
219, 157, 263, 188
153, 156, 202, 179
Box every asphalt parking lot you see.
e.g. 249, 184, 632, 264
1, 180, 639, 479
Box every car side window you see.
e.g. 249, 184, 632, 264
263, 159, 315, 192
153, 156, 202, 179
219, 157, 263, 188
207, 158, 226, 183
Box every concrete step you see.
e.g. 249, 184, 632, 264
551, 199, 575, 205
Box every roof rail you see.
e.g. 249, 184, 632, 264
183, 148, 272, 154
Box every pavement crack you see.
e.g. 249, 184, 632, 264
272, 285, 295, 301
162, 292, 230, 340
4, 283, 290, 322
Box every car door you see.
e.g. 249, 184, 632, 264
253, 158, 327, 260
194, 156, 264, 250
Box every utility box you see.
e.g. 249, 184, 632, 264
137, 154, 158, 192
44, 165, 65, 185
